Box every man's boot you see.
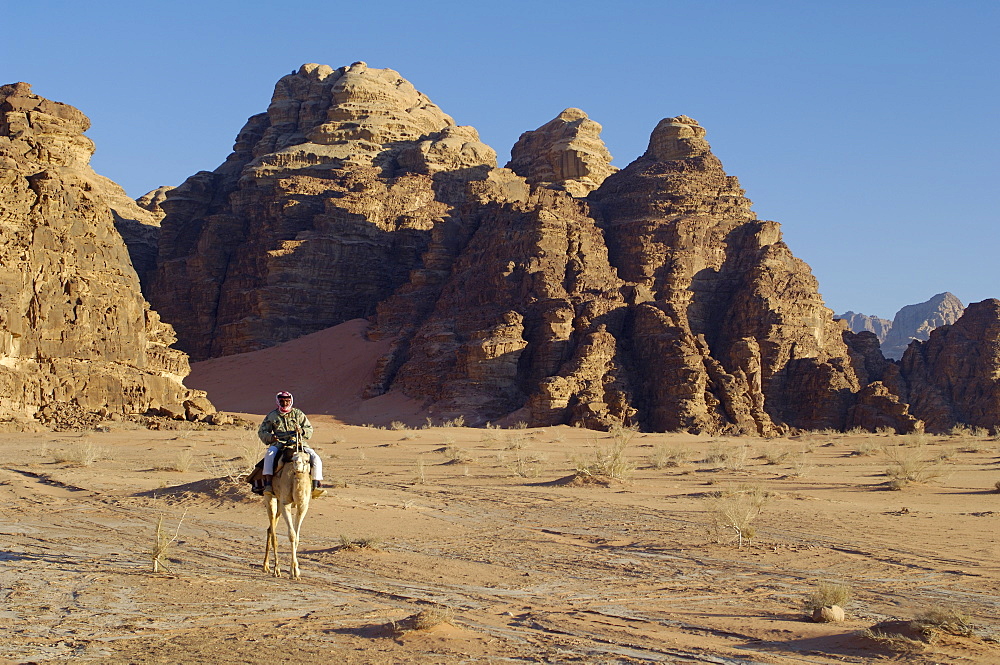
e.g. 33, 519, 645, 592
262, 475, 274, 496
312, 480, 327, 499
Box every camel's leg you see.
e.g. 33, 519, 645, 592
280, 502, 300, 579
264, 495, 281, 577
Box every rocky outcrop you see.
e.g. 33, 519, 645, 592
836, 311, 891, 342
587, 116, 860, 433
147, 62, 497, 360
881, 292, 964, 360
136, 185, 174, 221
144, 65, 918, 433
0, 82, 212, 427
886, 299, 1000, 432
506, 108, 617, 197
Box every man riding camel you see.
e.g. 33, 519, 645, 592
257, 391, 325, 499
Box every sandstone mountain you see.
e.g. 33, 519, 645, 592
866, 299, 999, 432
880, 292, 965, 360
147, 62, 498, 360
0, 82, 212, 428
835, 311, 891, 342
145, 64, 919, 434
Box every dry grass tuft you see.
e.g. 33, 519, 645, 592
805, 582, 851, 611
170, 448, 195, 472
852, 437, 883, 457
389, 607, 453, 635
648, 445, 690, 469
913, 607, 975, 638
55, 441, 108, 467
709, 483, 770, 548
339, 535, 383, 551
573, 440, 635, 481
883, 446, 945, 490
441, 445, 475, 464
204, 456, 246, 483
151, 510, 186, 573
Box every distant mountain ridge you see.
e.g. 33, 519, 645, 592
837, 292, 965, 360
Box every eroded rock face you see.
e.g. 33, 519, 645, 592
881, 292, 965, 360
506, 108, 617, 197
0, 82, 211, 426
148, 62, 497, 360
589, 116, 859, 433
887, 299, 1000, 432
145, 65, 912, 433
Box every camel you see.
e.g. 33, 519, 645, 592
263, 446, 312, 579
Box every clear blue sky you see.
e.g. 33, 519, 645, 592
6, 0, 998, 319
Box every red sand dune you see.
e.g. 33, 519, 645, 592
185, 319, 425, 425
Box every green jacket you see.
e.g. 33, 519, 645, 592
258, 408, 313, 446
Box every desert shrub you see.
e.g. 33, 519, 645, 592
574, 441, 635, 481
860, 627, 924, 652
509, 452, 547, 478
413, 459, 427, 484
994, 480, 1000, 493
648, 445, 690, 469
949, 423, 971, 437
235, 439, 260, 468
787, 451, 813, 478
204, 456, 244, 482
760, 447, 791, 465
875, 426, 895, 435
151, 510, 186, 573
512, 421, 528, 429
805, 582, 851, 610
608, 422, 639, 447
913, 607, 974, 638
389, 421, 409, 431
702, 443, 728, 464
442, 445, 474, 463
900, 432, 930, 447
56, 441, 108, 467
440, 415, 465, 428
171, 448, 195, 472
339, 535, 382, 551
503, 432, 528, 450
853, 437, 882, 456
389, 607, 453, 635
883, 446, 944, 489
702, 443, 752, 471
709, 484, 769, 548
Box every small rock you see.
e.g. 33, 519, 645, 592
813, 605, 846, 623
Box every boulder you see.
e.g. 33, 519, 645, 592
813, 605, 846, 623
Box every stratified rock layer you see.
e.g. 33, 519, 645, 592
0, 83, 211, 425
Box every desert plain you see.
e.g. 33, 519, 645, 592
2, 323, 1000, 665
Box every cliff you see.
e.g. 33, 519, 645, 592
0, 83, 212, 428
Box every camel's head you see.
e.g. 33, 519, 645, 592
288, 450, 312, 476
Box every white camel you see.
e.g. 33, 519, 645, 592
263, 446, 312, 579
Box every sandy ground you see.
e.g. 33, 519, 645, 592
2, 320, 999, 663
2, 420, 999, 664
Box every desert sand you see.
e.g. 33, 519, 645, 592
2, 321, 999, 664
